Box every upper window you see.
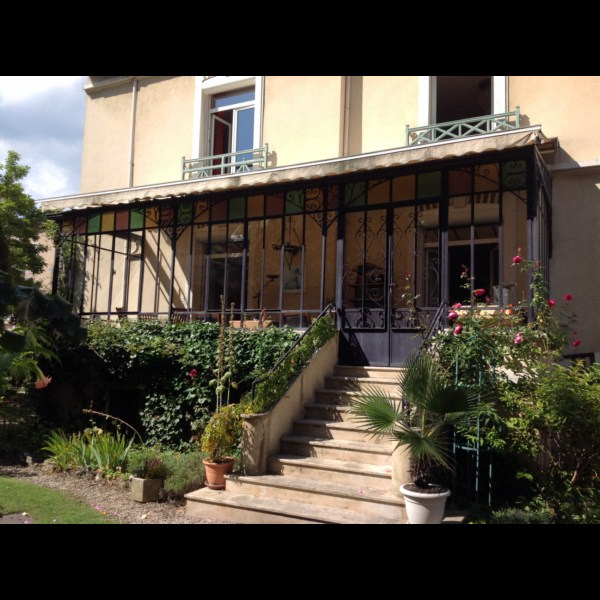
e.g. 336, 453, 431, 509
435, 76, 492, 123
209, 87, 255, 174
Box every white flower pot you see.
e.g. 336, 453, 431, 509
400, 483, 451, 524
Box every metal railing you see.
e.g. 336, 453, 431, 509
251, 303, 335, 402
425, 300, 449, 340
406, 108, 521, 146
182, 144, 269, 179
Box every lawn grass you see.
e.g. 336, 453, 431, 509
0, 476, 115, 524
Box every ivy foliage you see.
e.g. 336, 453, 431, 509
248, 315, 337, 414
85, 319, 299, 449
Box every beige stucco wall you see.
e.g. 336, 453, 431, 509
509, 76, 600, 163
263, 76, 344, 166
356, 76, 419, 154
80, 76, 194, 193
132, 76, 195, 187
80, 81, 133, 193
550, 171, 600, 355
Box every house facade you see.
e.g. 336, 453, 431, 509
41, 76, 600, 365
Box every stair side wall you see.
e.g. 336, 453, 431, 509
241, 334, 339, 475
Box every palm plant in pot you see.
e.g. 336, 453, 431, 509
349, 351, 486, 524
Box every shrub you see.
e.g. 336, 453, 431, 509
161, 450, 205, 500
489, 507, 553, 525
82, 319, 299, 449
127, 447, 169, 479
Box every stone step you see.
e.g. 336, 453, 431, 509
280, 435, 393, 465
293, 418, 388, 444
304, 403, 355, 422
334, 365, 405, 380
185, 487, 402, 524
225, 474, 406, 520
325, 375, 400, 393
268, 454, 392, 491
315, 388, 401, 406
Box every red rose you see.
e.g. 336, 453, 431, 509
474, 288, 486, 297
512, 255, 522, 264
448, 310, 459, 321
572, 339, 581, 347
189, 368, 198, 378
548, 299, 556, 307
454, 324, 463, 335
563, 293, 573, 301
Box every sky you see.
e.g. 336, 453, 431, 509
0, 76, 87, 200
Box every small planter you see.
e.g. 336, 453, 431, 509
203, 458, 234, 490
400, 483, 451, 524
130, 477, 162, 503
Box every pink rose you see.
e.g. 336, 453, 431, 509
448, 310, 459, 322
514, 333, 524, 345
512, 255, 522, 264
454, 324, 463, 335
548, 299, 556, 307
474, 288, 486, 297
189, 368, 198, 378
563, 293, 573, 301
572, 339, 581, 347
451, 303, 462, 309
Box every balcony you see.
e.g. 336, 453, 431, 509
406, 107, 521, 146
182, 145, 269, 180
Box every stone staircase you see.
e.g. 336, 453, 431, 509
185, 365, 407, 524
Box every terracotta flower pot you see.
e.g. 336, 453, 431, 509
203, 458, 234, 490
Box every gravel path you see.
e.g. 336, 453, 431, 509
0, 464, 230, 524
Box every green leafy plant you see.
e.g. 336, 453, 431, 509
42, 429, 76, 471
349, 351, 489, 488
200, 402, 246, 463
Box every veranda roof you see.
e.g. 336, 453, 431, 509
41, 127, 553, 214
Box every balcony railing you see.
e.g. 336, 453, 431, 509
406, 107, 521, 146
182, 144, 269, 180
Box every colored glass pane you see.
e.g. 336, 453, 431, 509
417, 172, 441, 199
247, 195, 264, 218
285, 190, 304, 214
130, 209, 144, 229
345, 181, 366, 207
392, 175, 415, 201
266, 193, 284, 216
449, 169, 472, 195
115, 210, 129, 231
87, 214, 100, 234
229, 197, 246, 220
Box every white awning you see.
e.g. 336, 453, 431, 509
41, 127, 554, 213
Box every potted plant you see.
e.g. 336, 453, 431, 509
349, 351, 485, 524
200, 403, 244, 490
128, 448, 169, 503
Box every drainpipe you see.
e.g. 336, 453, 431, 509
343, 76, 351, 156
128, 77, 139, 187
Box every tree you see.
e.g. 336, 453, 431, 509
0, 151, 48, 285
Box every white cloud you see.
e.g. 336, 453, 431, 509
0, 77, 86, 199
0, 76, 85, 104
